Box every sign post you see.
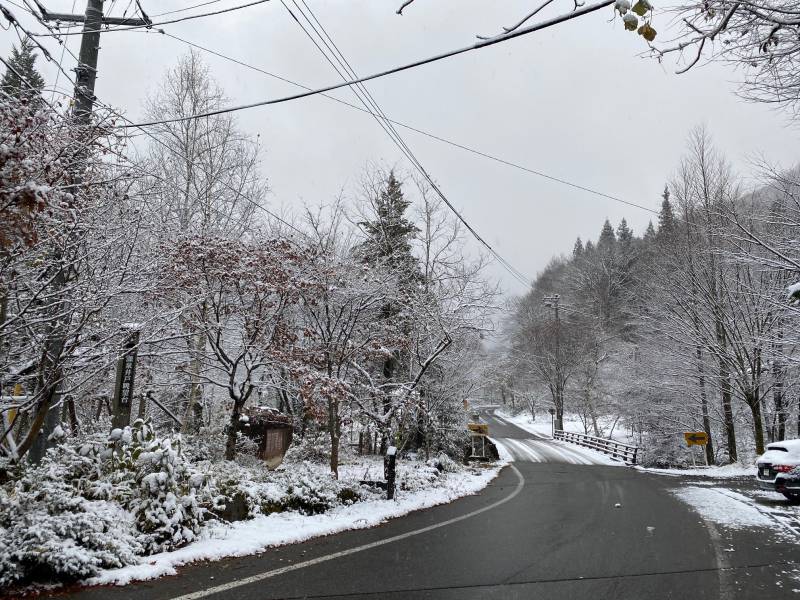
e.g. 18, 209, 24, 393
683, 432, 709, 467
111, 326, 140, 430
384, 446, 397, 500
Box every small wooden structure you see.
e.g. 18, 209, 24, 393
240, 406, 294, 469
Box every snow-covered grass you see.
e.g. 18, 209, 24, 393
89, 459, 506, 586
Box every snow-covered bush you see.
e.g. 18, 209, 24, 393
397, 462, 442, 492
207, 460, 367, 519
0, 445, 142, 588
283, 434, 331, 464
427, 452, 460, 474
0, 418, 212, 588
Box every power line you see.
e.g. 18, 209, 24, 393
119, 0, 615, 129
28, 0, 270, 35
151, 0, 225, 18
155, 29, 659, 218
282, 0, 531, 287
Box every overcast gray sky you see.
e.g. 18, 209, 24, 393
4, 0, 799, 295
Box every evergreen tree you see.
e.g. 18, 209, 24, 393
597, 219, 616, 251
1, 38, 45, 100
643, 220, 656, 242
573, 237, 584, 259
358, 171, 420, 281
657, 185, 676, 241
616, 218, 633, 245
585, 240, 595, 253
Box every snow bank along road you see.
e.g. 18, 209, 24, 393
55, 409, 799, 600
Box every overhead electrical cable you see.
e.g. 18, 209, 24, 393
282, 0, 531, 287
118, 0, 615, 129
155, 29, 659, 217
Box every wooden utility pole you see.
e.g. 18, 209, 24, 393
41, 0, 150, 126
22, 2, 151, 461
543, 294, 563, 431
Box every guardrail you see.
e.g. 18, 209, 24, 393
554, 430, 639, 465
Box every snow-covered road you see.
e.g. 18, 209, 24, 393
482, 407, 623, 466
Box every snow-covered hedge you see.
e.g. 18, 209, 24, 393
0, 419, 208, 587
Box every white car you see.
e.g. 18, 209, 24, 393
756, 439, 800, 498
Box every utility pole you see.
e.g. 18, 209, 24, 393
543, 294, 563, 432
22, 2, 151, 462
41, 1, 150, 126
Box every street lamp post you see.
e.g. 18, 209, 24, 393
548, 407, 555, 438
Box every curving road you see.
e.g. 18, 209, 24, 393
57, 408, 798, 600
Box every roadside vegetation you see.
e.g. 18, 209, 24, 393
492, 128, 800, 468
0, 47, 496, 591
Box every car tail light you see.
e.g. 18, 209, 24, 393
774, 465, 795, 473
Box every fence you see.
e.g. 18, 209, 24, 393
554, 430, 639, 465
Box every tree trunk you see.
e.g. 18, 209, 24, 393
328, 397, 340, 479
696, 347, 715, 464
224, 401, 242, 461
773, 341, 785, 441
719, 365, 737, 463
183, 326, 205, 434
748, 392, 766, 456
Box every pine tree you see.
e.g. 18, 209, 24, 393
597, 219, 616, 251
1, 38, 45, 100
657, 185, 676, 241
585, 240, 595, 253
643, 220, 656, 242
573, 237, 584, 259
358, 171, 420, 282
616, 218, 633, 245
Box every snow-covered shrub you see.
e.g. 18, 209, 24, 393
0, 455, 141, 588
283, 434, 330, 464
112, 419, 207, 553
0, 417, 211, 588
427, 452, 460, 474
207, 461, 365, 518
397, 462, 441, 492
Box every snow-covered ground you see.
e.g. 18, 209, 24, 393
90, 459, 507, 586
493, 409, 635, 444
493, 409, 553, 438
673, 486, 778, 530
640, 463, 755, 478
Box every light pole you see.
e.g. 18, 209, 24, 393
548, 407, 555, 437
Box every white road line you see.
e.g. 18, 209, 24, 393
167, 465, 525, 600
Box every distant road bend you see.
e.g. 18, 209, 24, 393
64, 407, 795, 600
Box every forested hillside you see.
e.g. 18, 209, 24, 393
493, 128, 800, 467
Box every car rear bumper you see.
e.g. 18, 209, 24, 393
757, 478, 777, 490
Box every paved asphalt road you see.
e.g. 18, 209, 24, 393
51, 409, 799, 600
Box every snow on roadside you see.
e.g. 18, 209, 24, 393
639, 463, 755, 478
672, 486, 775, 530
89, 460, 508, 586
494, 409, 552, 438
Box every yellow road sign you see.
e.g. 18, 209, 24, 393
467, 422, 489, 435
684, 432, 708, 446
